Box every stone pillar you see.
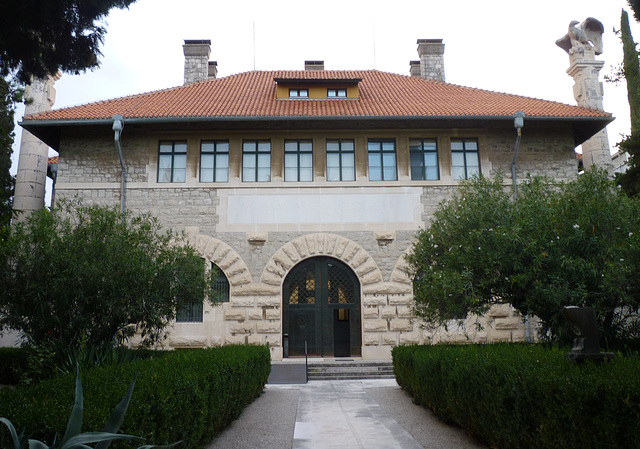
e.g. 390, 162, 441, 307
183, 39, 211, 85
417, 39, 445, 82
13, 74, 59, 219
566, 48, 612, 169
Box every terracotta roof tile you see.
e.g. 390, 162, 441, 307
24, 70, 611, 122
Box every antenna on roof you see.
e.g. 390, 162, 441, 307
253, 22, 256, 71
372, 23, 377, 69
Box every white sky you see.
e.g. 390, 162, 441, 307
9, 0, 640, 183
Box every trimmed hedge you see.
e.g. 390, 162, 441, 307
393, 344, 640, 449
0, 345, 270, 449
0, 347, 28, 384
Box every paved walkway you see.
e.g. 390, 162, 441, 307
206, 379, 486, 449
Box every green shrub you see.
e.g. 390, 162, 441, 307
0, 348, 28, 385
393, 344, 640, 449
0, 345, 270, 449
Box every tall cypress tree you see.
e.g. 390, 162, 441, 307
0, 79, 18, 240
618, 8, 640, 196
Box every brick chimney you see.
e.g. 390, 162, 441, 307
305, 60, 325, 71
416, 39, 445, 82
183, 40, 211, 84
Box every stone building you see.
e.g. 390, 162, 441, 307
19, 39, 612, 360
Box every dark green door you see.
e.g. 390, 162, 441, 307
283, 257, 361, 357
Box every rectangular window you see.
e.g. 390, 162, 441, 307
158, 141, 187, 183
368, 140, 397, 181
410, 138, 439, 181
242, 140, 271, 182
284, 140, 313, 182
289, 88, 309, 98
326, 139, 355, 181
200, 140, 229, 182
328, 88, 347, 98
176, 301, 203, 322
451, 138, 480, 180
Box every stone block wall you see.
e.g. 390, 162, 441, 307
52, 126, 574, 359
487, 127, 579, 182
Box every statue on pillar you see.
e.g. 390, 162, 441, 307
556, 18, 612, 171
556, 18, 604, 56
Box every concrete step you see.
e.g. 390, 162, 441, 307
306, 360, 395, 381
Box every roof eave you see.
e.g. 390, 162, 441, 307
20, 114, 613, 151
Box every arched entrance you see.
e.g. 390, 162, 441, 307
283, 257, 361, 357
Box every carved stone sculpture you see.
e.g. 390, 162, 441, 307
563, 306, 614, 363
556, 17, 604, 55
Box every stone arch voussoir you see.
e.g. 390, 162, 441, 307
260, 233, 384, 289
390, 247, 415, 286
191, 233, 252, 287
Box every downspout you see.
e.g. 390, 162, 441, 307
511, 111, 525, 200
511, 111, 531, 342
112, 114, 126, 215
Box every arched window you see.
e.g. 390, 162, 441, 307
211, 264, 230, 303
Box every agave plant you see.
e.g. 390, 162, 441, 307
1, 367, 179, 449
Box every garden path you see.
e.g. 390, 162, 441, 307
206, 379, 487, 449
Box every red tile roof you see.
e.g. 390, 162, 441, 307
23, 70, 610, 122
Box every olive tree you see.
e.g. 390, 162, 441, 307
407, 170, 640, 342
0, 200, 214, 348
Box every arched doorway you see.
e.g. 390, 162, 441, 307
283, 257, 361, 357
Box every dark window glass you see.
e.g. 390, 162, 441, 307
158, 141, 187, 183
451, 138, 480, 180
326, 139, 355, 181
242, 140, 271, 182
284, 140, 313, 182
410, 138, 439, 181
211, 264, 230, 303
368, 140, 397, 181
200, 140, 229, 182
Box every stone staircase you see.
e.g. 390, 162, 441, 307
306, 360, 395, 381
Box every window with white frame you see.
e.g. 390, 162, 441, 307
368, 140, 397, 181
327, 88, 347, 98
289, 88, 309, 98
326, 139, 355, 181
158, 141, 187, 183
451, 138, 480, 180
410, 138, 439, 181
285, 140, 313, 181
200, 140, 229, 182
242, 140, 271, 182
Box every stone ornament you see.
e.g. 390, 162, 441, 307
556, 17, 604, 55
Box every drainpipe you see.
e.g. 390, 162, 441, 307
112, 114, 126, 215
510, 111, 532, 342
511, 111, 525, 200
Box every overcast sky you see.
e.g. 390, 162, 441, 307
9, 0, 640, 180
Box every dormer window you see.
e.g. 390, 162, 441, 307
289, 88, 309, 98
328, 88, 347, 98
275, 77, 361, 100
